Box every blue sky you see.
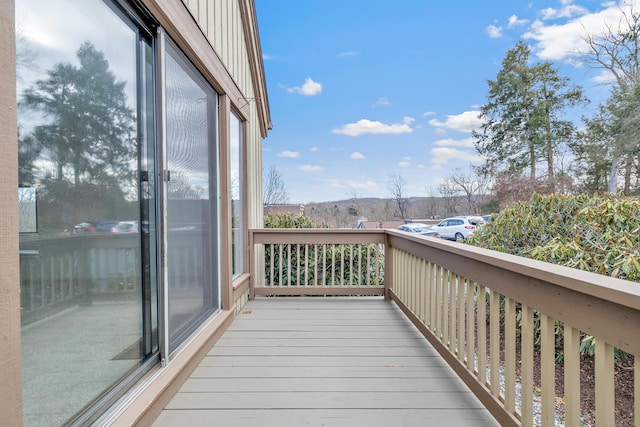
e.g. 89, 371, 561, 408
255, 0, 632, 203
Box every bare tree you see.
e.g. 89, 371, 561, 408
263, 165, 289, 205
448, 167, 491, 214
580, 4, 640, 193
388, 173, 409, 219
438, 179, 461, 217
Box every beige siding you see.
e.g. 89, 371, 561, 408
181, 0, 265, 231
0, 0, 22, 424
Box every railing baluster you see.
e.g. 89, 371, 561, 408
449, 272, 456, 350
268, 244, 274, 286
635, 356, 639, 427
330, 244, 335, 286
50, 256, 55, 305
466, 280, 474, 371
457, 276, 464, 360
296, 244, 300, 286
419, 259, 426, 323
478, 284, 487, 386
563, 324, 581, 427
489, 290, 500, 396
278, 244, 283, 286
287, 243, 291, 286
595, 339, 615, 427
520, 305, 534, 427
436, 266, 442, 339
505, 297, 516, 413
320, 245, 327, 286
348, 245, 353, 286
367, 245, 371, 286
540, 314, 555, 426
427, 261, 436, 332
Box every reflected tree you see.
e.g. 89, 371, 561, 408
21, 41, 135, 187
19, 41, 136, 232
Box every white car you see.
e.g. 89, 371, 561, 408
436, 216, 485, 241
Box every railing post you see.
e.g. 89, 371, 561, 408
248, 229, 255, 300
384, 231, 393, 300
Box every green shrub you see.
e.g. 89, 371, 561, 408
468, 192, 640, 282
264, 212, 327, 229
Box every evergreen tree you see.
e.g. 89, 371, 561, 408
473, 40, 584, 193
20, 41, 135, 187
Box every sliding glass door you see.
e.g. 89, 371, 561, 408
163, 40, 220, 353
16, 0, 157, 425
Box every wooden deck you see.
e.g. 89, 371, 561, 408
153, 298, 499, 427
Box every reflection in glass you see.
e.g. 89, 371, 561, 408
230, 112, 244, 276
165, 42, 219, 352
16, 0, 155, 425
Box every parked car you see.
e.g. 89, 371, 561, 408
73, 220, 119, 234
436, 216, 485, 241
397, 223, 440, 238
111, 220, 139, 233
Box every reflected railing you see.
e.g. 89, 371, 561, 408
249, 228, 640, 427
19, 233, 141, 326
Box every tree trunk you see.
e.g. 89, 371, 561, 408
624, 152, 633, 195
608, 156, 621, 193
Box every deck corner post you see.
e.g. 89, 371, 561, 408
384, 231, 393, 300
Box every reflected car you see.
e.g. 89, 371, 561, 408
436, 216, 486, 241
73, 220, 119, 234
111, 221, 139, 233
397, 223, 440, 238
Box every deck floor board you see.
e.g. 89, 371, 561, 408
153, 298, 499, 427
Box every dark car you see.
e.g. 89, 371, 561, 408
73, 220, 120, 234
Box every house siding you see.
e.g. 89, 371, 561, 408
0, 0, 22, 424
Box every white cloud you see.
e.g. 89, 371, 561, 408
347, 180, 378, 191
540, 2, 589, 20
310, 146, 319, 152
298, 164, 324, 172
338, 51, 359, 57
507, 15, 529, 28
486, 24, 503, 38
525, 2, 639, 61
350, 152, 365, 159
434, 137, 476, 148
263, 53, 275, 60
592, 70, 617, 84
277, 150, 300, 158
373, 97, 390, 107
398, 161, 410, 168
423, 111, 436, 117
428, 110, 482, 133
430, 147, 482, 170
331, 117, 415, 136
287, 77, 323, 96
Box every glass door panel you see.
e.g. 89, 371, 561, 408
16, 0, 157, 425
164, 42, 219, 353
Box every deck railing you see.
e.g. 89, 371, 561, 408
249, 229, 387, 297
249, 228, 640, 427
19, 234, 141, 325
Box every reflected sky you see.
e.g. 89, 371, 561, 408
16, 0, 137, 119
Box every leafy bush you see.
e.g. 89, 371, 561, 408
264, 212, 327, 229
468, 192, 640, 282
